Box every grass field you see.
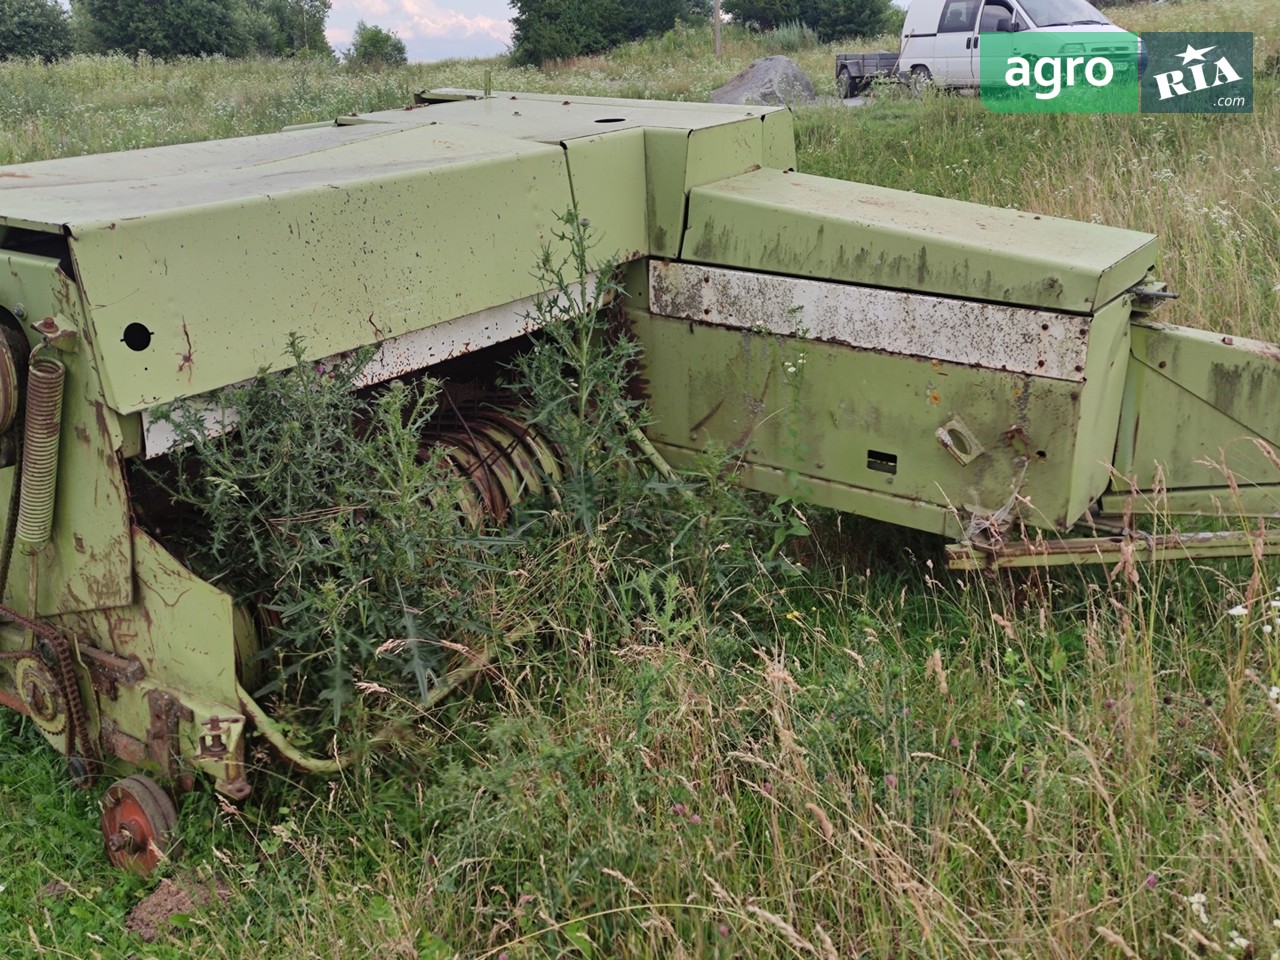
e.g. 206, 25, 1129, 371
2, 2, 1280, 957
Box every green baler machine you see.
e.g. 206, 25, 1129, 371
1, 91, 1277, 871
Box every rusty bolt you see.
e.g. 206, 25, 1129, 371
107, 827, 138, 852
1158, 360, 1167, 369
12, 304, 25, 320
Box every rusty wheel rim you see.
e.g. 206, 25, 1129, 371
100, 775, 181, 875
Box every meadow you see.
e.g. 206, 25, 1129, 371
1, 1, 1280, 957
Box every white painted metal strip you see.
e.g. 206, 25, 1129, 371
650, 261, 1089, 382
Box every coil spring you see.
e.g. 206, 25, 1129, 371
16, 357, 65, 548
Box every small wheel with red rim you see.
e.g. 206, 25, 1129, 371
100, 775, 181, 875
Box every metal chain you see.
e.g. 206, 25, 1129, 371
0, 602, 98, 779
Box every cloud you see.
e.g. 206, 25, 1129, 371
391, 0, 512, 46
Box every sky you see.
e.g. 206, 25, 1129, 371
325, 0, 515, 63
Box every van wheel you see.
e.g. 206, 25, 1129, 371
909, 66, 932, 97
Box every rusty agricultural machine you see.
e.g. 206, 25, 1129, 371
1, 90, 1277, 871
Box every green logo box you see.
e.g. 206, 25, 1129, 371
979, 31, 1140, 113
1140, 32, 1253, 113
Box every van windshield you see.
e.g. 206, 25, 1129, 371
1018, 0, 1113, 27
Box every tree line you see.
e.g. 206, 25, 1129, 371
0, 0, 407, 66
510, 0, 898, 65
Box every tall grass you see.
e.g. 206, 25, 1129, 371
1, 2, 1279, 958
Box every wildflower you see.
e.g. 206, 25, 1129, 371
1015, 698, 1027, 708
718, 924, 730, 937
1187, 891, 1209, 925
1270, 686, 1279, 702
689, 814, 702, 825
885, 774, 898, 789
1144, 873, 1157, 890
1228, 603, 1249, 616
784, 610, 803, 623
672, 803, 686, 817
1228, 930, 1249, 950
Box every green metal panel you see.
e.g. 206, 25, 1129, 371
683, 118, 764, 193
761, 110, 797, 171
644, 128, 691, 258
57, 528, 247, 789
1113, 322, 1280, 494
561, 130, 648, 263
682, 168, 1158, 313
390, 91, 787, 146
1063, 295, 1131, 524
0, 252, 132, 616
58, 127, 574, 413
630, 308, 1102, 536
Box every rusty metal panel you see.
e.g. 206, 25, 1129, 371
682, 167, 1158, 313
650, 261, 1091, 381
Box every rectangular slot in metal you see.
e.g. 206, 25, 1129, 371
867, 450, 898, 475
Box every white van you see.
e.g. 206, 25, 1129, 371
899, 0, 1133, 90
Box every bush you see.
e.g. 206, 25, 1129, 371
724, 0, 892, 41
0, 0, 71, 61
345, 19, 407, 69
510, 0, 707, 67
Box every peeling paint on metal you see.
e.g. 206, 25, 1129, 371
651, 261, 1090, 382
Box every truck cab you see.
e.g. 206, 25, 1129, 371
899, 0, 1127, 90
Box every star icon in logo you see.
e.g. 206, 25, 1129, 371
1176, 43, 1216, 65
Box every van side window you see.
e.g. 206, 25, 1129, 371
979, 0, 1015, 31
938, 0, 981, 33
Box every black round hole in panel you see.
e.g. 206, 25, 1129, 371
122, 323, 153, 351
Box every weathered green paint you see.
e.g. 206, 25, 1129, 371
630, 306, 1118, 536
1063, 295, 1131, 526
947, 528, 1280, 569
682, 167, 1157, 313
1, 89, 1279, 798
0, 251, 132, 616
562, 130, 648, 262
1114, 321, 1280, 491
